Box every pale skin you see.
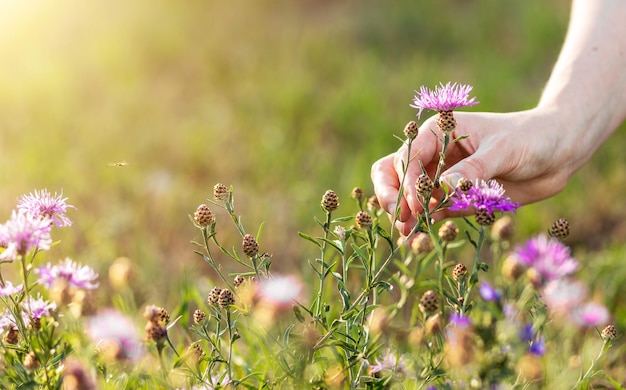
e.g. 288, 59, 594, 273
371, 0, 626, 236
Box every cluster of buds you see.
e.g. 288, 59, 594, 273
144, 305, 168, 344
549, 218, 570, 241
416, 174, 434, 199
438, 221, 459, 242
207, 286, 235, 309
403, 120, 419, 140
233, 275, 246, 288
242, 234, 259, 257
419, 290, 439, 315
355, 211, 373, 229
411, 232, 434, 254
351, 187, 364, 203
193, 309, 207, 324
452, 263, 468, 282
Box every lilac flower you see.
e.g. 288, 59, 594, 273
512, 234, 578, 282
529, 337, 546, 356
17, 189, 75, 228
88, 309, 144, 362
0, 281, 23, 297
0, 210, 53, 261
24, 295, 57, 323
519, 324, 534, 343
410, 82, 479, 118
479, 281, 501, 302
571, 302, 610, 328
449, 313, 472, 329
369, 351, 409, 378
36, 257, 99, 290
542, 278, 587, 314
0, 309, 17, 331
449, 179, 520, 216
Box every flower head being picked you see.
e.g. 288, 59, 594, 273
449, 179, 520, 225
17, 189, 76, 228
411, 82, 479, 133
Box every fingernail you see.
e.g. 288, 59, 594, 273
441, 173, 463, 188
387, 202, 397, 215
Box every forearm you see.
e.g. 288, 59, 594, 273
538, 0, 626, 170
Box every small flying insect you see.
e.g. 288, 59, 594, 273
108, 161, 129, 167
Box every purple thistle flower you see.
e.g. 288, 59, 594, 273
88, 309, 144, 362
542, 278, 587, 314
17, 189, 76, 228
24, 295, 57, 323
410, 82, 479, 118
529, 337, 546, 356
369, 351, 409, 378
0, 210, 53, 262
479, 281, 501, 302
449, 313, 472, 329
571, 302, 610, 328
36, 257, 99, 290
513, 234, 578, 282
519, 324, 534, 343
0, 281, 23, 297
449, 179, 520, 215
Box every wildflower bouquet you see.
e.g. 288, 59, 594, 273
0, 83, 621, 389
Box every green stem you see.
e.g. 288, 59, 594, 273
315, 211, 332, 320
433, 132, 451, 188
461, 225, 487, 315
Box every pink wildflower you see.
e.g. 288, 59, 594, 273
18, 189, 75, 228
512, 234, 578, 282
410, 82, 479, 118
36, 257, 99, 290
571, 302, 610, 328
88, 309, 144, 362
0, 210, 53, 261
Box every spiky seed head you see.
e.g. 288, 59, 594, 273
601, 324, 617, 342
501, 256, 525, 281
475, 207, 496, 226
242, 234, 259, 257
145, 321, 167, 342
415, 174, 434, 198
193, 309, 206, 324
158, 307, 170, 324
549, 218, 570, 240
491, 215, 515, 241
436, 110, 456, 133
355, 211, 373, 229
218, 289, 235, 308
411, 232, 434, 254
213, 183, 229, 201
321, 190, 339, 212
208, 287, 222, 305
194, 204, 215, 228
457, 177, 473, 192
351, 187, 364, 201
438, 221, 459, 242
367, 195, 381, 212
452, 263, 468, 282
403, 120, 419, 140
419, 290, 439, 314
233, 275, 245, 288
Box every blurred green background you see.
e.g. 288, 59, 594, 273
2, 0, 626, 320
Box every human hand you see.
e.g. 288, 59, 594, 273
371, 108, 574, 235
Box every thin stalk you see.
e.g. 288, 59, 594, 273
315, 211, 332, 320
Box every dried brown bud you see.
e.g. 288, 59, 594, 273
143, 305, 161, 323
193, 309, 206, 324
411, 232, 434, 254
208, 287, 222, 305
233, 275, 245, 288
502, 256, 525, 281
367, 196, 381, 212
213, 183, 229, 201
438, 221, 459, 242
457, 177, 473, 192
194, 204, 215, 228
415, 174, 434, 198
403, 120, 419, 140
145, 321, 167, 342
491, 215, 515, 241
321, 190, 339, 212
436, 110, 456, 133
158, 307, 170, 324
218, 289, 235, 309
23, 352, 39, 370
242, 234, 259, 257
475, 208, 496, 226
419, 290, 439, 314
549, 218, 570, 241
4, 327, 18, 344
601, 324, 617, 342
351, 187, 364, 201
355, 211, 373, 229
452, 263, 468, 282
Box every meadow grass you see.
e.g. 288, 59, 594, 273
1, 1, 626, 387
